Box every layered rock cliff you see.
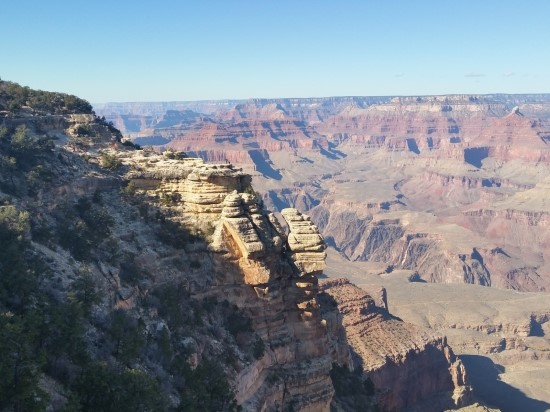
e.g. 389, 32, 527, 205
319, 278, 472, 412
118, 150, 475, 411
5, 80, 532, 411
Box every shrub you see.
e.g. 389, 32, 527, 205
56, 198, 114, 261
100, 153, 121, 170
108, 310, 146, 364
226, 310, 252, 338
119, 256, 149, 285
122, 140, 141, 149
150, 283, 191, 328
330, 363, 376, 410
75, 124, 93, 137
72, 362, 167, 411
177, 359, 238, 412
122, 180, 137, 196
252, 337, 265, 359
0, 79, 93, 115
157, 218, 199, 249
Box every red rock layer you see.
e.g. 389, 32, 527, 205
319, 278, 471, 412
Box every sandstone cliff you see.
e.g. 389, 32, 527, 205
92, 91, 550, 409
115, 150, 335, 410
8, 79, 536, 412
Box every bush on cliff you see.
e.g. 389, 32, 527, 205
0, 79, 93, 115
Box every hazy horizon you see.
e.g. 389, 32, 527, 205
2, 0, 550, 102
90, 92, 550, 106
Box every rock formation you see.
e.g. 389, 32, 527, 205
3, 80, 536, 411
319, 278, 472, 411
281, 208, 327, 276
119, 150, 335, 411
117, 149, 478, 411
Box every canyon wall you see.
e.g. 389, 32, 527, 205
95, 94, 550, 292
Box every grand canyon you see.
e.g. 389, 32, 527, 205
4, 0, 549, 410
2, 79, 550, 411
96, 94, 550, 410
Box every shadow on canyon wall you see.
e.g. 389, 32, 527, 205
464, 147, 490, 168
248, 150, 282, 180
460, 355, 550, 412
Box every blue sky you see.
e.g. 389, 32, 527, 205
1, 1, 549, 102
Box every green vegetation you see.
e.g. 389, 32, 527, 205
330, 363, 377, 411
118, 255, 150, 285
159, 190, 180, 206
156, 215, 200, 249
121, 180, 137, 196
0, 125, 55, 196
0, 204, 91, 411
243, 184, 260, 199
75, 124, 93, 137
69, 269, 100, 316
149, 282, 193, 328
100, 152, 122, 170
71, 362, 167, 412
226, 309, 253, 338
0, 81, 243, 411
1, 124, 52, 166
163, 150, 186, 159
0, 79, 93, 114
121, 139, 141, 149
164, 150, 177, 159
0, 200, 238, 411
252, 337, 266, 360
176, 359, 238, 412
109, 309, 147, 365
55, 196, 114, 261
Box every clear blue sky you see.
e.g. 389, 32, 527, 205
1, 0, 549, 102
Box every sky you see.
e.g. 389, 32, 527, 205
1, 0, 549, 103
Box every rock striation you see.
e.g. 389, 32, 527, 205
210, 201, 334, 411
319, 278, 472, 412
118, 151, 477, 411
281, 208, 327, 276
121, 150, 335, 411
96, 94, 550, 292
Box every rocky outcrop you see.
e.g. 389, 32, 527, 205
121, 151, 335, 411
281, 208, 327, 276
208, 199, 334, 410
319, 278, 472, 412
122, 152, 252, 221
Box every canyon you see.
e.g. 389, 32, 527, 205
95, 93, 550, 410
95, 94, 550, 292
1, 80, 480, 411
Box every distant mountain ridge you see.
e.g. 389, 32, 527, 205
94, 93, 550, 116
